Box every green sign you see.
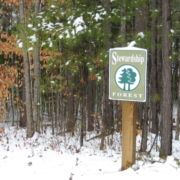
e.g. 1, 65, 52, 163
109, 47, 147, 102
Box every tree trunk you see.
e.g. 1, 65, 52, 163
66, 72, 75, 133
19, 0, 34, 138
161, 0, 172, 156
51, 91, 55, 135
135, 1, 148, 151
100, 0, 113, 150
80, 82, 84, 147
87, 79, 94, 131
175, 73, 180, 140
120, 0, 126, 46
150, 0, 159, 135
103, 0, 113, 133
20, 76, 27, 127
33, 0, 41, 133
175, 38, 180, 140
141, 65, 149, 152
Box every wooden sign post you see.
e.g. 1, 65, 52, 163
121, 101, 137, 170
109, 47, 147, 170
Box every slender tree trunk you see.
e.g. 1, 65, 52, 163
66, 72, 75, 133
51, 91, 55, 135
100, 0, 113, 150
80, 82, 84, 147
135, 1, 148, 151
150, 0, 159, 135
33, 0, 41, 133
161, 0, 172, 156
87, 79, 94, 131
95, 83, 101, 133
175, 38, 180, 140
141, 64, 150, 152
115, 101, 122, 132
120, 0, 126, 46
20, 76, 27, 127
11, 87, 15, 126
175, 72, 180, 140
33, 46, 41, 133
55, 91, 59, 129
19, 0, 34, 138
156, 11, 162, 135
103, 0, 113, 132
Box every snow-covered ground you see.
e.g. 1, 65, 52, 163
0, 123, 180, 180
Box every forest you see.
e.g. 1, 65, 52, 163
0, 0, 178, 158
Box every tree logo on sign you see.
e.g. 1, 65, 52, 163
115, 65, 140, 91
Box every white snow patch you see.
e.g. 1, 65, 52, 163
137, 32, 145, 38
41, 42, 46, 47
94, 13, 103, 21
28, 47, 33, 51
29, 34, 37, 43
55, 22, 63, 27
28, 24, 33, 28
48, 38, 53, 47
66, 60, 71, 65
17, 40, 23, 48
51, 5, 56, 8
127, 41, 136, 47
73, 16, 86, 33
68, 15, 74, 24
97, 76, 102, 81
100, 11, 107, 15
76, 25, 84, 33
170, 29, 175, 33
42, 22, 54, 30
59, 34, 63, 39
0, 124, 179, 180
18, 42, 23, 48
32, 28, 38, 31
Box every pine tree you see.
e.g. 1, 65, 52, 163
127, 68, 136, 91
119, 68, 128, 90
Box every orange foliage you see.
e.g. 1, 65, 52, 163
0, 31, 22, 58
88, 73, 97, 80
93, 59, 101, 67
0, 31, 62, 67
0, 127, 5, 134
80, 77, 85, 84
0, 0, 19, 7
40, 49, 62, 65
0, 0, 36, 7
0, 0, 70, 7
0, 64, 17, 121
0, 64, 17, 97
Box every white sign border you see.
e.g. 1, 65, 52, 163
109, 47, 147, 102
